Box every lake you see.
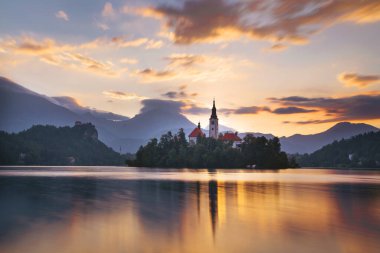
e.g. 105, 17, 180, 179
0, 167, 380, 253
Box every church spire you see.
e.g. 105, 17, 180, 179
209, 99, 219, 139
210, 99, 218, 119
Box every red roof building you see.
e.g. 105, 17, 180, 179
220, 132, 242, 142
220, 132, 242, 148
188, 122, 205, 144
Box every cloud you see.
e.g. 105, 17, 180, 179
111, 37, 148, 47
162, 84, 198, 99
0, 35, 124, 77
140, 99, 184, 114
103, 91, 145, 100
52, 96, 81, 108
139, 98, 210, 115
272, 106, 317, 114
181, 102, 210, 115
134, 68, 177, 82
120, 57, 138, 65
68, 53, 120, 76
122, 6, 164, 19
220, 106, 270, 115
110, 36, 163, 49
165, 54, 205, 68
269, 93, 380, 123
102, 2, 115, 17
55, 10, 69, 21
338, 72, 380, 88
163, 91, 198, 99
0, 36, 71, 55
133, 53, 254, 83
140, 0, 380, 45
265, 43, 288, 52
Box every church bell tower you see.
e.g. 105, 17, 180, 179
209, 99, 219, 139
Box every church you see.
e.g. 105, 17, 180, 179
188, 100, 242, 148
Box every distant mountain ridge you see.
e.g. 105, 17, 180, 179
1, 76, 378, 154
297, 131, 380, 168
280, 122, 379, 154
0, 76, 196, 153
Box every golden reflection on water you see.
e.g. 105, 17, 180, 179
0, 173, 380, 253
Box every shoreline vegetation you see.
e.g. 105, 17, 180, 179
128, 129, 297, 169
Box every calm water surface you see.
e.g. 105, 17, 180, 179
0, 167, 380, 253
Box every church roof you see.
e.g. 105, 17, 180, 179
220, 132, 242, 141
189, 126, 205, 138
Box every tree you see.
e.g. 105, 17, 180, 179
132, 130, 291, 169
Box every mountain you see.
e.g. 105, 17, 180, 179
296, 131, 380, 168
0, 123, 123, 165
0, 77, 196, 153
105, 108, 196, 153
280, 122, 379, 154
0, 77, 80, 132
1, 77, 378, 154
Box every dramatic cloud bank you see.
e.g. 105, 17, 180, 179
270, 94, 380, 123
140, 0, 380, 45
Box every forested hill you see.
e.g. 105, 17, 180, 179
297, 131, 380, 168
0, 123, 124, 165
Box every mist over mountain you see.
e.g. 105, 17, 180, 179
52, 96, 130, 121
1, 77, 378, 154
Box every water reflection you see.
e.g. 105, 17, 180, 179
0, 168, 379, 253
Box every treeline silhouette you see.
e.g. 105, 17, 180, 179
129, 129, 295, 169
0, 124, 124, 165
296, 131, 380, 168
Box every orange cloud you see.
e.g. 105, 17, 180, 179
338, 72, 380, 88
103, 91, 146, 100
0, 35, 124, 77
109, 36, 163, 49
134, 68, 177, 82
133, 53, 255, 83
165, 54, 205, 68
121, 6, 164, 19
120, 58, 138, 65
137, 0, 380, 45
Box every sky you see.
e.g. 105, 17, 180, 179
0, 0, 380, 136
